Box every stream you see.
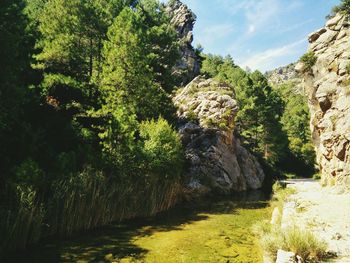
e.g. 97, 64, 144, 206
5, 190, 272, 263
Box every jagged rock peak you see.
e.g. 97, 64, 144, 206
166, 0, 196, 42
297, 12, 350, 189
166, 0, 200, 86
174, 76, 265, 194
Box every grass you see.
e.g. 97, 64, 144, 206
260, 225, 327, 262
271, 181, 296, 208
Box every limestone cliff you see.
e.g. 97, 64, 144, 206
296, 13, 350, 187
174, 76, 265, 194
166, 0, 200, 86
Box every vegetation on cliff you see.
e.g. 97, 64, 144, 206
330, 0, 350, 16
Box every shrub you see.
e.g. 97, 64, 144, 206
139, 117, 184, 181
335, 0, 350, 14
13, 159, 44, 187
327, 0, 350, 18
186, 109, 197, 122
283, 226, 327, 261
261, 225, 327, 262
300, 52, 317, 73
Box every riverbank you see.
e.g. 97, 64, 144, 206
3, 192, 272, 263
281, 179, 350, 262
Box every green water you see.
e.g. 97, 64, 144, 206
5, 191, 272, 263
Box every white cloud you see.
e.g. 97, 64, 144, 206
215, 0, 307, 37
216, 0, 281, 35
278, 19, 314, 33
197, 24, 235, 45
240, 38, 306, 72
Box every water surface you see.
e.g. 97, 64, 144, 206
5, 191, 272, 263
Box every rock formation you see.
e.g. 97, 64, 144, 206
296, 13, 350, 187
266, 62, 301, 87
174, 76, 265, 194
166, 0, 200, 86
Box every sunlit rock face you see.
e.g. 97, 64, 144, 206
174, 76, 265, 194
297, 13, 350, 188
166, 0, 200, 86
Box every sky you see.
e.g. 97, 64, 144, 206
163, 0, 340, 72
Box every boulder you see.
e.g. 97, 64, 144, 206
276, 250, 296, 263
326, 13, 344, 28
174, 76, 265, 194
308, 28, 327, 43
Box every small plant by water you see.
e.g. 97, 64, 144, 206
271, 181, 296, 207
260, 225, 327, 262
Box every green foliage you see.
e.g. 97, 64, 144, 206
0, 0, 184, 253
256, 183, 326, 262
201, 54, 226, 77
0, 0, 34, 178
137, 0, 180, 92
13, 159, 44, 187
261, 225, 327, 262
0, 185, 45, 251
277, 82, 316, 175
272, 181, 296, 204
139, 117, 184, 180
329, 0, 350, 16
98, 6, 175, 121
300, 52, 317, 73
202, 53, 289, 166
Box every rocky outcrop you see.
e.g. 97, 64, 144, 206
174, 76, 265, 194
266, 63, 302, 88
166, 0, 200, 86
296, 13, 350, 188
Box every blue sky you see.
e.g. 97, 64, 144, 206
164, 0, 340, 72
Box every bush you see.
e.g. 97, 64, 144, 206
257, 182, 327, 262
260, 225, 327, 262
327, 0, 350, 18
300, 52, 317, 73
13, 159, 44, 187
255, 222, 327, 262
139, 117, 184, 181
335, 0, 350, 14
283, 226, 327, 261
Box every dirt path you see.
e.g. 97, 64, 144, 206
282, 179, 350, 262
